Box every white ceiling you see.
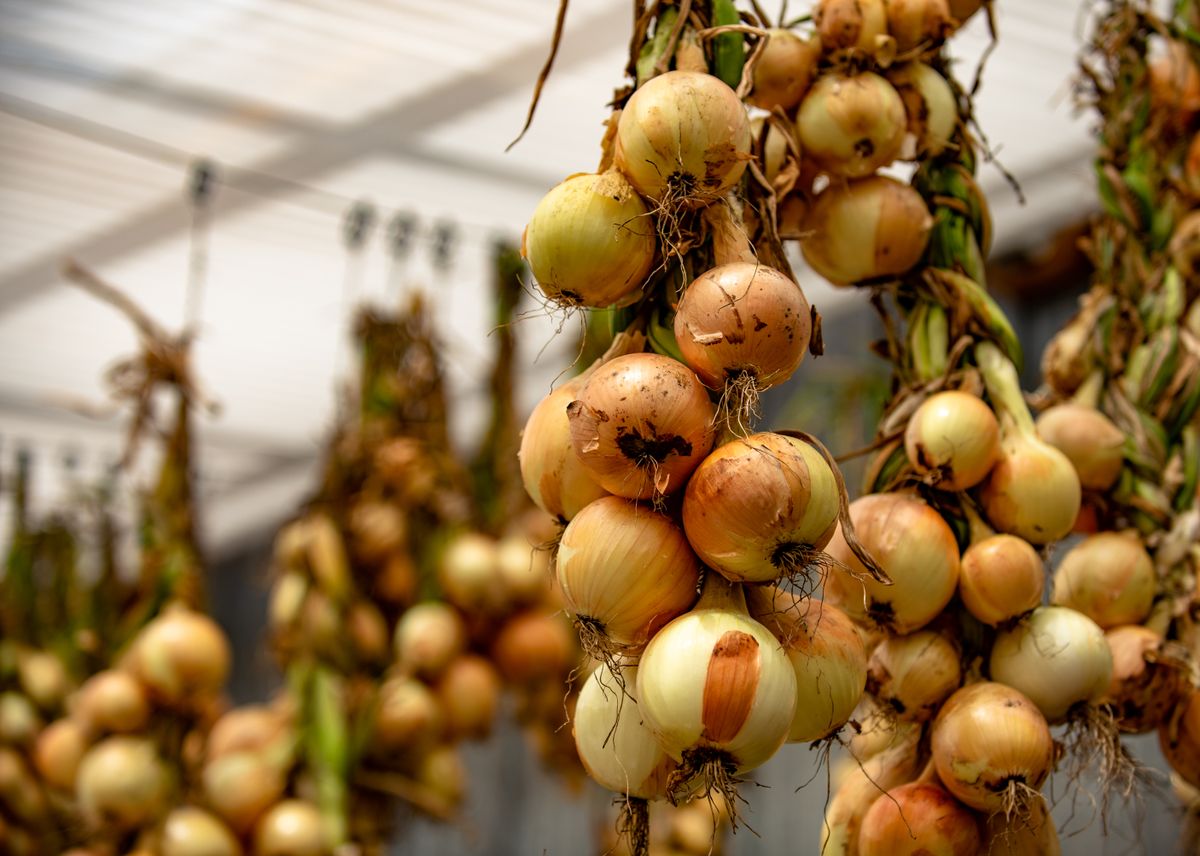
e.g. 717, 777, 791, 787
0, 0, 1099, 552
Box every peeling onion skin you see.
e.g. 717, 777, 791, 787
682, 432, 839, 584
796, 72, 907, 178
567, 353, 716, 500
674, 263, 811, 391
523, 171, 655, 309
858, 781, 981, 856
1050, 532, 1156, 629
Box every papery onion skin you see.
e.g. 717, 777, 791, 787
1036, 403, 1125, 490
904, 390, 999, 490
824, 493, 960, 633
682, 433, 839, 584
519, 376, 610, 522
568, 353, 716, 500
800, 176, 932, 285
573, 663, 676, 798
858, 781, 981, 856
796, 72, 906, 178
1160, 688, 1200, 789
747, 587, 867, 742
615, 71, 751, 205
557, 496, 700, 649
749, 29, 820, 110
889, 62, 958, 159
932, 682, 1054, 812
866, 630, 962, 721
989, 605, 1113, 723
884, 0, 954, 54
1051, 532, 1155, 628
958, 534, 1044, 626
674, 263, 811, 391
1103, 625, 1189, 734
523, 171, 654, 308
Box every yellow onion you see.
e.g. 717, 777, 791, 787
846, 696, 922, 762
375, 552, 418, 606
346, 600, 390, 665
73, 669, 151, 736
77, 736, 168, 829
682, 432, 839, 585
1051, 532, 1155, 628
0, 692, 40, 747
437, 531, 506, 614
635, 575, 796, 801
207, 705, 292, 761
372, 676, 443, 755
889, 62, 958, 159
496, 533, 550, 605
859, 781, 980, 856
1171, 210, 1200, 280
990, 605, 1113, 723
1036, 402, 1125, 490
866, 630, 961, 721
302, 512, 351, 599
800, 176, 932, 285
346, 499, 406, 565
268, 571, 307, 634
32, 718, 87, 791
203, 750, 287, 834
614, 70, 751, 206
824, 493, 960, 633
674, 263, 811, 397
817, 0, 889, 56
1149, 40, 1200, 125
573, 662, 676, 799
491, 609, 576, 685
519, 374, 610, 522
393, 601, 466, 680
820, 726, 921, 855
904, 390, 999, 490
522, 171, 654, 308
568, 353, 716, 499
958, 534, 1044, 626
1103, 625, 1189, 733
17, 650, 71, 712
130, 607, 231, 706
932, 682, 1054, 812
436, 655, 502, 739
885, 0, 953, 53
796, 72, 906, 178
254, 800, 328, 856
947, 0, 983, 25
162, 807, 242, 856
977, 342, 1081, 545
747, 587, 867, 742
748, 29, 820, 110
981, 795, 1061, 856
557, 496, 700, 654
1160, 689, 1200, 789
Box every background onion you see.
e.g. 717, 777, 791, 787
254, 800, 328, 856
130, 607, 231, 706
161, 807, 242, 856
1036, 401, 1125, 490
1051, 532, 1155, 628
393, 602, 466, 680
76, 735, 168, 829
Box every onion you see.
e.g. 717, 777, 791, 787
817, 0, 889, 56
17, 650, 71, 712
557, 496, 700, 656
436, 655, 502, 739
372, 675, 443, 755
254, 800, 328, 856
889, 62, 958, 159
614, 71, 751, 206
491, 609, 576, 685
846, 697, 922, 762
269, 571, 307, 633
859, 781, 980, 856
674, 263, 812, 404
32, 717, 87, 791
0, 692, 40, 747
796, 72, 906, 178
393, 602, 466, 680
207, 705, 292, 761
1036, 402, 1125, 490
932, 682, 1054, 812
203, 750, 287, 833
981, 792, 1061, 855
884, 0, 953, 53
820, 726, 921, 855
753, 117, 793, 186
800, 176, 932, 285
496, 533, 550, 605
415, 744, 467, 807
958, 534, 1044, 626
377, 554, 419, 606
573, 662, 676, 798
76, 736, 168, 829
824, 493, 960, 633
1051, 532, 1155, 628
374, 437, 437, 503
1149, 40, 1200, 124
1104, 625, 1189, 733
946, 0, 983, 25
303, 512, 351, 599
73, 669, 151, 736
904, 390, 999, 490
748, 29, 820, 110
990, 605, 1113, 723
1160, 688, 1200, 789
346, 599, 390, 665
635, 574, 797, 804
682, 432, 839, 585
130, 607, 231, 706
162, 807, 242, 856
568, 353, 716, 499
346, 499, 406, 565
976, 342, 1081, 545
866, 630, 961, 721
438, 531, 506, 614
522, 171, 655, 308
746, 587, 867, 742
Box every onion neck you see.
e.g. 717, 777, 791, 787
704, 198, 758, 266
695, 571, 749, 614
963, 503, 995, 546
976, 341, 1035, 440
1069, 370, 1105, 409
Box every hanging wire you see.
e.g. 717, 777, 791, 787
333, 200, 377, 386
385, 211, 418, 302
184, 158, 216, 334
